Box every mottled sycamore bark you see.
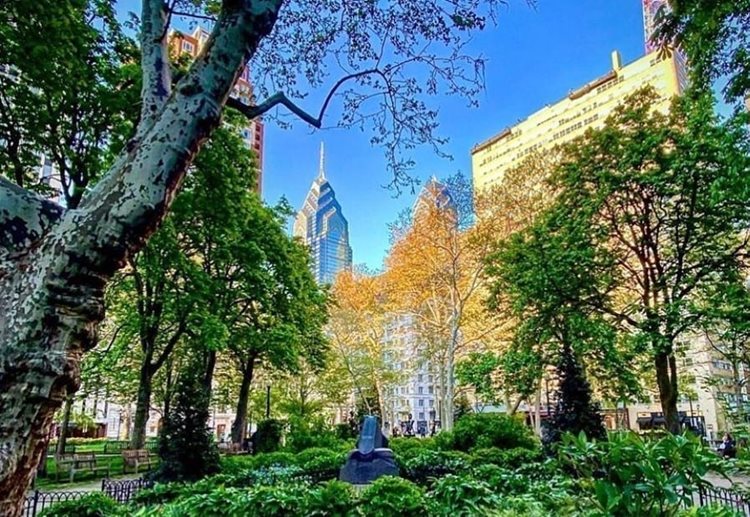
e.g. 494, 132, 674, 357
0, 1, 282, 514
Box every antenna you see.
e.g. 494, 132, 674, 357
318, 142, 326, 180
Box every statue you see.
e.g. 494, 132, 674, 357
339, 415, 399, 484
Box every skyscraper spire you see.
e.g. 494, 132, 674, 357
318, 141, 326, 180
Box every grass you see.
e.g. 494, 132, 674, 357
35, 455, 159, 490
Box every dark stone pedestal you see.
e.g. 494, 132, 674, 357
339, 448, 399, 484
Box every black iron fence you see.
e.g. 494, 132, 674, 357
695, 485, 750, 515
23, 478, 152, 517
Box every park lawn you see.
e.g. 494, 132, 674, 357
35, 455, 159, 489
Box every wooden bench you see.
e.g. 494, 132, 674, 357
122, 449, 155, 474
54, 453, 110, 482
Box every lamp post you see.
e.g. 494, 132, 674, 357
265, 384, 271, 419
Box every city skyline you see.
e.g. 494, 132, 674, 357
293, 143, 353, 284
260, 1, 652, 271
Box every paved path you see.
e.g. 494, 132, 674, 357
36, 474, 140, 494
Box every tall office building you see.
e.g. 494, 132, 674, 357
471, 49, 687, 192
293, 144, 353, 285
169, 27, 265, 191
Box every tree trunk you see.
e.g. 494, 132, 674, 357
655, 351, 680, 434
444, 335, 456, 431
733, 361, 743, 424
55, 397, 73, 457
130, 363, 154, 449
0, 4, 283, 512
231, 358, 254, 444
534, 381, 542, 437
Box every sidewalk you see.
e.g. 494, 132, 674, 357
36, 474, 141, 494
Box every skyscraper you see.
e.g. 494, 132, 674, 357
294, 144, 353, 284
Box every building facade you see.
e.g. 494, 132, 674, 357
293, 144, 353, 285
471, 49, 687, 192
169, 27, 265, 191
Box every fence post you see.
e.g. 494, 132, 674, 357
31, 490, 39, 517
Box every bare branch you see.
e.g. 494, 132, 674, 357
227, 68, 384, 127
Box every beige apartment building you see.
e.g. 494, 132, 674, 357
471, 49, 688, 191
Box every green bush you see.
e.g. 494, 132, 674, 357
294, 447, 341, 466
253, 419, 284, 453
297, 450, 346, 481
558, 431, 726, 516
39, 493, 123, 517
286, 416, 345, 453
250, 451, 297, 469
446, 413, 537, 452
359, 476, 429, 516
390, 437, 438, 457
470, 446, 543, 468
427, 474, 501, 516
304, 480, 355, 516
401, 450, 471, 485
229, 465, 304, 487
242, 483, 307, 516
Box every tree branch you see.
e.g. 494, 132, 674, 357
138, 0, 172, 133
0, 177, 64, 256
227, 68, 384, 127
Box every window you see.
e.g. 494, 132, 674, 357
418, 374, 423, 382
428, 385, 434, 394
419, 412, 425, 420
182, 41, 194, 53
429, 399, 434, 407
418, 399, 424, 407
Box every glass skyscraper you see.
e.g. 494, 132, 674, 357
293, 144, 353, 284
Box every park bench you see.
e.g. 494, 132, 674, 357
54, 453, 110, 482
220, 442, 245, 455
103, 440, 129, 454
122, 449, 155, 474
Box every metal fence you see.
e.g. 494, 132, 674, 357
695, 485, 750, 515
23, 478, 152, 517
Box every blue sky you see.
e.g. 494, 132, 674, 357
118, 1, 649, 270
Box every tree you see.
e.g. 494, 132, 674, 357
328, 269, 400, 417
0, 0, 515, 510
544, 343, 606, 446
656, 0, 750, 108
697, 276, 750, 424
153, 354, 220, 482
491, 89, 750, 433
455, 351, 502, 411
385, 174, 505, 430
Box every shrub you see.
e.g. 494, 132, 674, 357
401, 450, 471, 485
250, 451, 297, 469
243, 483, 307, 516
38, 493, 122, 517
298, 451, 346, 481
558, 431, 726, 516
390, 437, 437, 457
154, 361, 220, 482
447, 413, 537, 452
470, 447, 543, 468
359, 476, 428, 516
253, 419, 285, 453
543, 344, 606, 446
427, 474, 501, 516
304, 480, 355, 516
286, 416, 344, 453
165, 486, 250, 517
295, 447, 340, 466
230, 465, 304, 487
335, 422, 357, 440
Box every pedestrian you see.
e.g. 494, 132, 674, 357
719, 433, 737, 459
